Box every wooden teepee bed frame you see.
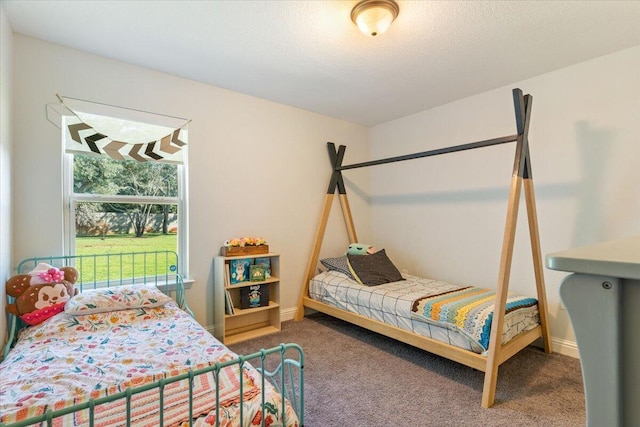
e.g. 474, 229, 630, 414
295, 88, 552, 408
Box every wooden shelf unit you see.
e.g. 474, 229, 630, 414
213, 252, 281, 344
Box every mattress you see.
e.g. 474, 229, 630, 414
0, 302, 298, 426
309, 270, 540, 354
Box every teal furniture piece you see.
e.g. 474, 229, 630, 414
547, 237, 640, 427
2, 251, 304, 427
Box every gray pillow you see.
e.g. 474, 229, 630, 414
320, 256, 355, 280
347, 249, 404, 286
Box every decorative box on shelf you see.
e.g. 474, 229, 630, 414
220, 245, 269, 257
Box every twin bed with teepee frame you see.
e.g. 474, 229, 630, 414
296, 88, 552, 408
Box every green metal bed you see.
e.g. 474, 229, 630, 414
1, 251, 304, 427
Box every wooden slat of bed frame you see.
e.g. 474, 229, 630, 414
498, 325, 543, 365
303, 296, 543, 375
303, 297, 489, 371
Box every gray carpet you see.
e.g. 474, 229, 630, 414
229, 313, 585, 427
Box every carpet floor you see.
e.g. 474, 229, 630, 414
228, 313, 585, 427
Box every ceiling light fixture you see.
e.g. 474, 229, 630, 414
351, 0, 400, 37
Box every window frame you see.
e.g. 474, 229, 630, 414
62, 123, 189, 279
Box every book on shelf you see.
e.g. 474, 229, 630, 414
224, 263, 231, 287
225, 289, 235, 315
249, 264, 266, 282
229, 258, 251, 284
253, 257, 271, 279
240, 284, 269, 309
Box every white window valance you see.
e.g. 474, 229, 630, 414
49, 95, 190, 164
64, 115, 188, 164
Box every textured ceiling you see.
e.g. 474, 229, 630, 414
3, 0, 640, 126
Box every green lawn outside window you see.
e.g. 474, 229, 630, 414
75, 234, 178, 284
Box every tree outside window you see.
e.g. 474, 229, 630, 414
62, 114, 188, 277
74, 156, 178, 238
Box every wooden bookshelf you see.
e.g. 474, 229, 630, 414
213, 253, 281, 344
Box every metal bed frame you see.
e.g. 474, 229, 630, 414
2, 251, 304, 427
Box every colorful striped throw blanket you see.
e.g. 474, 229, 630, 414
411, 286, 538, 351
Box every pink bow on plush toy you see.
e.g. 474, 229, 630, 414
38, 267, 65, 283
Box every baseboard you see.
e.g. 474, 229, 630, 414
280, 306, 298, 322
551, 337, 579, 359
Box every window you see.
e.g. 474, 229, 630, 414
62, 114, 189, 277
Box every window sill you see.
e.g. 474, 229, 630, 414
77, 277, 194, 293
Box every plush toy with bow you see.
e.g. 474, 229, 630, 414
6, 263, 79, 325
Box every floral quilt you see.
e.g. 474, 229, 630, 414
0, 302, 298, 427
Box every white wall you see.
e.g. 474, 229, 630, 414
369, 46, 640, 356
9, 30, 638, 357
0, 4, 14, 350
11, 35, 371, 330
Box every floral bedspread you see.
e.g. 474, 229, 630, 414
0, 302, 298, 427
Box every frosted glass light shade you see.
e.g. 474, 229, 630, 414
351, 0, 399, 37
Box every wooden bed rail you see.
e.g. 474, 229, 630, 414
296, 88, 552, 408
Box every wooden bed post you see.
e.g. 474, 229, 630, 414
516, 95, 552, 354
296, 143, 356, 320
524, 177, 553, 353
295, 193, 334, 321
482, 173, 523, 408
339, 194, 358, 244
515, 94, 551, 356
482, 89, 551, 407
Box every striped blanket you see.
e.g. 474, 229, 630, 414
411, 286, 538, 351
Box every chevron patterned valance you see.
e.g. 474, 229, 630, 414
50, 95, 190, 164
64, 115, 187, 164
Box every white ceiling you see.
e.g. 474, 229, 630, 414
3, 0, 640, 126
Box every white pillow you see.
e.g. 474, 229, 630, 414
65, 283, 172, 315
